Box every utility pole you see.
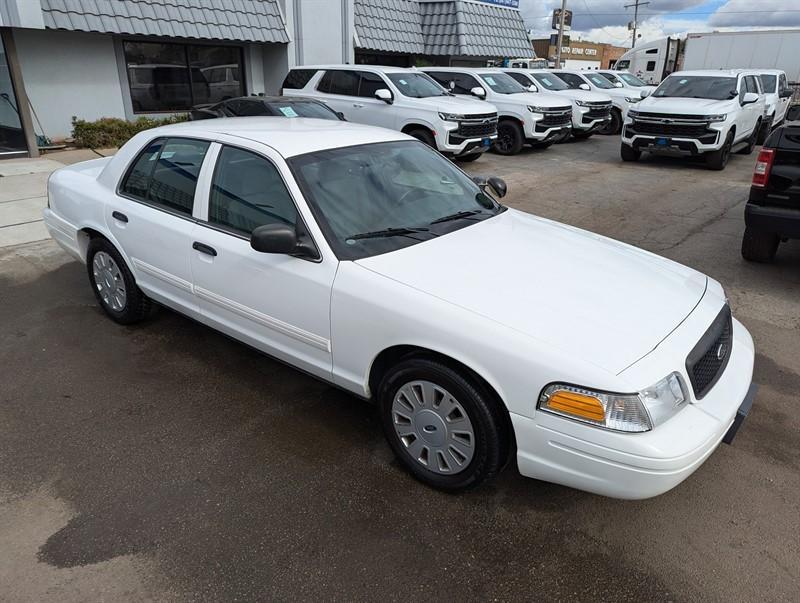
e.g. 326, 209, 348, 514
625, 0, 650, 49
555, 0, 567, 69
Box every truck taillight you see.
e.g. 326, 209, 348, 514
752, 148, 775, 188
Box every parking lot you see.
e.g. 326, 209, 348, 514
1, 134, 799, 601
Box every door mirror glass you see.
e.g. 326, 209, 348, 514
579, 83, 591, 91
742, 92, 758, 105
251, 224, 298, 254
374, 88, 393, 103
471, 86, 486, 98
487, 176, 507, 198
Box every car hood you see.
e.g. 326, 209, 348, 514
638, 97, 734, 114
494, 92, 572, 109
553, 89, 612, 103
356, 209, 707, 374
414, 94, 496, 115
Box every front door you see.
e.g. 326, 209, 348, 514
189, 142, 337, 380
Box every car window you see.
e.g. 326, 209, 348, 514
759, 74, 777, 94
599, 72, 620, 84
146, 138, 210, 215
585, 73, 615, 89
654, 76, 738, 101
282, 69, 318, 90
265, 101, 341, 120
553, 72, 585, 89
478, 72, 527, 94
532, 73, 569, 91
618, 73, 647, 87
357, 71, 388, 98
779, 73, 788, 92
227, 99, 268, 116
617, 60, 630, 69
387, 73, 447, 98
209, 146, 297, 235
120, 138, 164, 200
318, 70, 359, 96
426, 71, 481, 95
505, 71, 533, 87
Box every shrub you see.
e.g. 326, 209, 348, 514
70, 114, 188, 148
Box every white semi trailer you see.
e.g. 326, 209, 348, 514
617, 29, 800, 84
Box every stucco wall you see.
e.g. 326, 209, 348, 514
293, 0, 354, 65
14, 29, 125, 141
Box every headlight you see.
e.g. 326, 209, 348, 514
705, 114, 727, 123
575, 100, 590, 107
538, 372, 688, 433
625, 96, 641, 103
527, 106, 549, 113
438, 112, 465, 121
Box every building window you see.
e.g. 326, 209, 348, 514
123, 41, 244, 113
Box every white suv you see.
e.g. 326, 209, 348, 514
421, 67, 572, 154
551, 69, 644, 135
621, 70, 767, 170
281, 66, 498, 162
504, 69, 613, 140
597, 70, 658, 94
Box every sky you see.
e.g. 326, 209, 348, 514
519, 0, 800, 48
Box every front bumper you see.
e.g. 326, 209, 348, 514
622, 122, 725, 156
573, 107, 611, 132
512, 317, 755, 499
745, 203, 800, 239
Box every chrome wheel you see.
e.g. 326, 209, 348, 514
391, 380, 475, 475
92, 251, 127, 312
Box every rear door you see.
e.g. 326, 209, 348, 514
314, 70, 361, 120
352, 71, 397, 129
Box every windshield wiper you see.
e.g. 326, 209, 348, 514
429, 209, 485, 225
347, 226, 431, 241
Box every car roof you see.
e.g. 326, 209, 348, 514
297, 64, 423, 75
147, 117, 407, 158
218, 95, 326, 104
668, 70, 741, 78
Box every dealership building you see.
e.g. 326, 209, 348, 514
0, 0, 531, 158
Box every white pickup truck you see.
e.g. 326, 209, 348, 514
421, 67, 573, 154
621, 70, 767, 170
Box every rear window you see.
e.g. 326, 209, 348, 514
282, 69, 318, 90
759, 74, 777, 93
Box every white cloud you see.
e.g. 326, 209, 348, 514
709, 0, 800, 27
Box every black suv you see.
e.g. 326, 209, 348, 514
741, 105, 800, 262
190, 96, 344, 122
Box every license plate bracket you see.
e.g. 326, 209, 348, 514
481, 138, 491, 147
656, 137, 670, 146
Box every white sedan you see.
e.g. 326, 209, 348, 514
43, 118, 756, 498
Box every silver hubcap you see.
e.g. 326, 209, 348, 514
92, 251, 127, 312
391, 380, 475, 475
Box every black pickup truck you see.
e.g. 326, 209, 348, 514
741, 105, 800, 262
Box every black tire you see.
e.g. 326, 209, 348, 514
620, 142, 641, 162
741, 227, 779, 263
738, 120, 760, 155
378, 357, 508, 492
493, 119, 524, 155
86, 237, 153, 325
408, 128, 436, 149
757, 116, 773, 145
572, 130, 594, 140
598, 109, 622, 135
455, 152, 482, 162
706, 131, 733, 171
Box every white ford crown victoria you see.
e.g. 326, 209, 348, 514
43, 118, 756, 498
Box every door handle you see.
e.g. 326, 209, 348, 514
353, 103, 364, 108
112, 211, 128, 223
192, 242, 217, 257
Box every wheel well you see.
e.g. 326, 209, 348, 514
401, 123, 433, 136
77, 227, 107, 260
368, 345, 516, 464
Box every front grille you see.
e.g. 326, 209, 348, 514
636, 111, 709, 120
685, 305, 733, 399
540, 109, 572, 127
632, 121, 712, 138
585, 105, 611, 119
463, 112, 497, 120
456, 119, 497, 138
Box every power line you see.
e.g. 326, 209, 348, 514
625, 0, 650, 48
526, 10, 800, 18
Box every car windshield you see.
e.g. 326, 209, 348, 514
532, 73, 569, 91
600, 72, 622, 84
653, 76, 738, 100
289, 141, 503, 260
478, 72, 528, 94
759, 74, 777, 93
387, 73, 448, 98
584, 73, 615, 89
618, 73, 648, 87
266, 101, 341, 120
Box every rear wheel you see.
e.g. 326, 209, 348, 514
407, 128, 436, 149
86, 238, 153, 324
493, 120, 524, 155
598, 109, 621, 135
378, 357, 508, 491
741, 227, 779, 263
706, 131, 733, 171
620, 142, 641, 162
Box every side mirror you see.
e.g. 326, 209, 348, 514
487, 176, 507, 198
579, 83, 591, 91
251, 224, 297, 254
375, 88, 393, 104
742, 92, 759, 105
640, 89, 651, 99
527, 84, 539, 93
779, 89, 793, 99
335, 111, 346, 121
471, 86, 487, 99
614, 82, 624, 88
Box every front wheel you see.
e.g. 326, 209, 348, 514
598, 109, 621, 135
706, 132, 733, 171
493, 120, 524, 155
620, 142, 641, 162
86, 238, 153, 324
378, 357, 508, 491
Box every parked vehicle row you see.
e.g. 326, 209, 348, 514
43, 117, 756, 499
